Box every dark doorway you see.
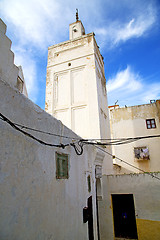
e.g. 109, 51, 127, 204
88, 196, 94, 240
96, 180, 100, 240
112, 194, 138, 239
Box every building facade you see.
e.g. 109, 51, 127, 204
109, 101, 160, 174
45, 17, 113, 175
101, 172, 160, 240
0, 18, 104, 240
1, 16, 160, 240
45, 19, 110, 141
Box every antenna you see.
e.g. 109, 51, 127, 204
76, 9, 79, 21
115, 100, 118, 105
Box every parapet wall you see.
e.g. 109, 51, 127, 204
0, 18, 28, 97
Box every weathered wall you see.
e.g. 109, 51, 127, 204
69, 20, 85, 39
0, 19, 18, 88
99, 173, 160, 240
45, 33, 99, 139
109, 103, 160, 173
0, 18, 28, 97
0, 80, 99, 240
45, 29, 113, 175
45, 33, 103, 140
45, 22, 114, 239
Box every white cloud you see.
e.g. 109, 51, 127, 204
114, 13, 155, 44
141, 83, 160, 103
0, 0, 158, 107
95, 4, 156, 48
1, 0, 157, 51
107, 66, 142, 93
0, 0, 69, 48
0, 0, 74, 104
106, 66, 160, 106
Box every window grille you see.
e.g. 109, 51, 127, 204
146, 119, 156, 129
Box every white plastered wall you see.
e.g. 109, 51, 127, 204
0, 18, 28, 97
45, 32, 113, 174
0, 79, 99, 240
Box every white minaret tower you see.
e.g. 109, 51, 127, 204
45, 12, 111, 144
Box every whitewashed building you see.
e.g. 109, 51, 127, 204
45, 15, 113, 175
1, 16, 160, 240
0, 18, 105, 240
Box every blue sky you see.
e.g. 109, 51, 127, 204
1, 0, 160, 108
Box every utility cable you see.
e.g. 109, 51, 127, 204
70, 141, 84, 155
95, 146, 160, 181
0, 113, 84, 155
82, 134, 160, 146
81, 135, 160, 142
1, 113, 160, 145
0, 113, 69, 149
0, 116, 80, 140
1, 112, 160, 161
1, 112, 160, 180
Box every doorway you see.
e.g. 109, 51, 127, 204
88, 196, 94, 240
112, 194, 138, 239
96, 179, 101, 240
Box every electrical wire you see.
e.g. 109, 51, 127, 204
95, 146, 160, 181
5, 119, 80, 140
79, 135, 160, 142
70, 141, 84, 155
82, 135, 160, 146
0, 113, 84, 154
1, 113, 160, 145
0, 113, 69, 149
1, 113, 160, 180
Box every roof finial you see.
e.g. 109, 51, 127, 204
76, 9, 79, 22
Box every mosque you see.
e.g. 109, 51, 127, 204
0, 13, 160, 240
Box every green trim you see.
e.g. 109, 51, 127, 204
56, 152, 69, 179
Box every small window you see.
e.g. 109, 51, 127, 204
56, 152, 69, 179
17, 76, 24, 93
134, 147, 150, 160
146, 119, 156, 129
87, 175, 91, 192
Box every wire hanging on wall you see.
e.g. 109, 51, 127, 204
1, 112, 160, 181
0, 113, 69, 149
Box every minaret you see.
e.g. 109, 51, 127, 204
69, 9, 85, 40
45, 12, 110, 142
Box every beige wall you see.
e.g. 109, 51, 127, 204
0, 79, 101, 240
109, 102, 160, 173
99, 173, 160, 240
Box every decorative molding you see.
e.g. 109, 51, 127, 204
48, 32, 94, 50
95, 165, 102, 179
54, 44, 85, 56
47, 54, 93, 68
95, 150, 105, 165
